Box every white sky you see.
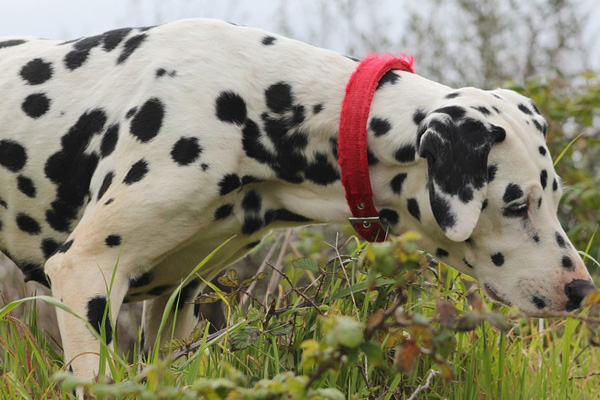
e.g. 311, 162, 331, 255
0, 0, 598, 70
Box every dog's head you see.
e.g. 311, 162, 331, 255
414, 88, 595, 316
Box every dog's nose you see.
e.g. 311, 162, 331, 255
564, 279, 597, 311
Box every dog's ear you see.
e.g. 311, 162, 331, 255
417, 114, 505, 242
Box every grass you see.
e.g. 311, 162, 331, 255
1, 230, 600, 399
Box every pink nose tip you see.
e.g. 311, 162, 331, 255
565, 279, 596, 311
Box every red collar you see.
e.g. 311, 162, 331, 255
338, 53, 415, 242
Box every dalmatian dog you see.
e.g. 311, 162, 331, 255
0, 18, 595, 390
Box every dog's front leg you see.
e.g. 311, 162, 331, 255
45, 250, 128, 398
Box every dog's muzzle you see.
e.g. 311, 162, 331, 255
565, 279, 597, 311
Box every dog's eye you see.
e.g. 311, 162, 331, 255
503, 202, 529, 217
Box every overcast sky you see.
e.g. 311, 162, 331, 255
0, 0, 598, 71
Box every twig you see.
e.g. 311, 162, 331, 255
332, 232, 360, 320
268, 262, 323, 315
265, 229, 294, 300
364, 293, 405, 340
170, 327, 230, 361
240, 232, 284, 309
407, 369, 439, 400
569, 371, 600, 380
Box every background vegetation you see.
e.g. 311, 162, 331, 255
1, 0, 599, 398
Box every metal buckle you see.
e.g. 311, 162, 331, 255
348, 216, 384, 229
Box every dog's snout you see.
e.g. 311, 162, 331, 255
564, 279, 597, 311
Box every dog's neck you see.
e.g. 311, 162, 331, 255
258, 62, 451, 236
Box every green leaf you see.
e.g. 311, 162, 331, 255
292, 257, 320, 272
268, 321, 294, 337
327, 316, 364, 348
218, 269, 239, 287
229, 326, 261, 351
193, 292, 223, 304
360, 342, 384, 367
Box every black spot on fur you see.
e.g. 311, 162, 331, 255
367, 148, 379, 166
97, 171, 114, 200
101, 28, 132, 51
378, 208, 399, 228
487, 165, 497, 183
22, 93, 50, 118
436, 248, 449, 258
0, 140, 27, 172
491, 252, 505, 266
148, 285, 174, 297
265, 82, 294, 113
246, 240, 261, 250
434, 106, 466, 121
241, 175, 262, 186
376, 71, 399, 89
264, 209, 310, 225
562, 256, 574, 271
407, 198, 421, 221
105, 234, 122, 247
552, 178, 558, 192
518, 104, 532, 115
0, 39, 26, 48
502, 183, 523, 203
242, 190, 262, 213
175, 279, 201, 310
117, 34, 147, 64
540, 170, 548, 189
412, 109, 427, 125
104, 198, 114, 205
369, 117, 392, 137
101, 124, 119, 157
215, 91, 247, 125
313, 104, 323, 114
41, 238, 60, 258
394, 145, 416, 163
64, 35, 102, 70
17, 176, 36, 198
130, 98, 165, 142
555, 232, 567, 248
473, 106, 491, 116
19, 262, 48, 286
155, 68, 167, 77
532, 296, 547, 309
538, 146, 547, 156
242, 216, 263, 235
445, 92, 460, 99
390, 173, 407, 194
126, 107, 137, 118
171, 137, 202, 166
219, 174, 241, 195
20, 58, 53, 85
481, 199, 489, 210
58, 239, 73, 253
16, 213, 41, 235
532, 234, 540, 243
262, 36, 277, 45
123, 160, 148, 184
214, 204, 234, 220
129, 271, 153, 288
304, 153, 340, 185
463, 258, 474, 269
86, 296, 112, 344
